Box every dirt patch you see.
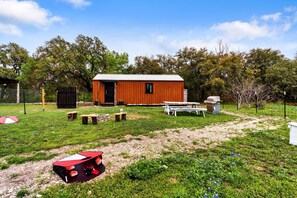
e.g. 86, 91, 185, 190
0, 111, 279, 198
126, 113, 150, 120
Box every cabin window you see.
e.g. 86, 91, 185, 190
145, 83, 153, 94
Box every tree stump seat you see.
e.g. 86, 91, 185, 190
114, 112, 127, 122
67, 111, 78, 120
80, 114, 98, 125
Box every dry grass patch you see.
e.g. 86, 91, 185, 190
126, 112, 151, 120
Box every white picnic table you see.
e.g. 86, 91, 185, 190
163, 101, 206, 117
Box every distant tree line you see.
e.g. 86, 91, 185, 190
1, 35, 297, 103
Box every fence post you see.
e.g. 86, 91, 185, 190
284, 91, 286, 119
17, 83, 20, 104
237, 92, 239, 110
42, 88, 45, 111
255, 91, 258, 113
23, 88, 26, 114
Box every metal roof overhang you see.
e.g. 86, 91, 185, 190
93, 74, 184, 82
0, 77, 19, 84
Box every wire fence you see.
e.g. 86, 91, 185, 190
224, 102, 297, 120
0, 87, 41, 104
265, 105, 297, 119
0, 87, 93, 105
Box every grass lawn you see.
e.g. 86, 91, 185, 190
222, 103, 297, 120
40, 122, 297, 198
3, 104, 297, 197
0, 104, 235, 158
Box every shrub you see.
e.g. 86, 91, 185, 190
16, 188, 30, 198
0, 162, 9, 170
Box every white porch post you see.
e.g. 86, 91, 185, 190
16, 83, 20, 104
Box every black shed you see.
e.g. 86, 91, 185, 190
57, 87, 77, 108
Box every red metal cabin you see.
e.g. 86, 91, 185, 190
92, 74, 184, 105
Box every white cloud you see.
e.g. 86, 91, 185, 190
0, 22, 21, 36
211, 20, 271, 41
63, 0, 91, 8
293, 11, 297, 23
285, 6, 297, 13
0, 0, 63, 27
105, 6, 297, 63
167, 37, 248, 55
282, 22, 292, 32
170, 39, 216, 51
261, 12, 282, 21
155, 35, 167, 44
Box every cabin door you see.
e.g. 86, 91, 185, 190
104, 82, 114, 103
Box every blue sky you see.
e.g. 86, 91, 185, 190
1, 0, 297, 63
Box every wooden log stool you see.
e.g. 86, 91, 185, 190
67, 111, 78, 120
91, 116, 98, 124
81, 114, 98, 125
81, 115, 89, 124
114, 113, 127, 122
115, 113, 121, 122
121, 113, 126, 120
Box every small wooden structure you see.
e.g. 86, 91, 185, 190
114, 112, 127, 122
57, 87, 77, 108
92, 74, 184, 105
67, 111, 78, 120
0, 77, 20, 103
80, 114, 99, 125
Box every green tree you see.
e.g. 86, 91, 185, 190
19, 57, 41, 89
132, 56, 165, 74
34, 36, 72, 87
215, 52, 246, 100
105, 51, 129, 74
25, 35, 128, 97
266, 59, 297, 101
175, 47, 211, 101
0, 42, 29, 75
244, 48, 285, 84
156, 54, 177, 74
71, 35, 129, 91
0, 67, 17, 79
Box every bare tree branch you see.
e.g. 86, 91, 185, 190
230, 77, 271, 107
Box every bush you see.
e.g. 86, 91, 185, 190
16, 188, 30, 198
77, 92, 92, 102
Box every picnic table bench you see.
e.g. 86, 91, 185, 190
163, 101, 200, 115
114, 112, 127, 122
171, 107, 207, 117
163, 106, 189, 115
80, 114, 99, 125
67, 111, 78, 120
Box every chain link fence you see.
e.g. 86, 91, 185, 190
0, 87, 42, 104
0, 87, 93, 105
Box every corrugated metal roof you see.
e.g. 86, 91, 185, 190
93, 74, 184, 81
